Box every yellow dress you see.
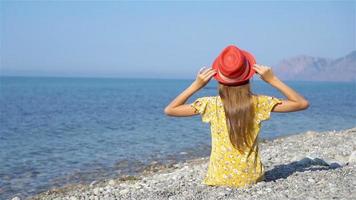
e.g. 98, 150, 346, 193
190, 95, 282, 188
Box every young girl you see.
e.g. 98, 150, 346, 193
164, 45, 309, 188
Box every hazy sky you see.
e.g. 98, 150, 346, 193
1, 1, 355, 79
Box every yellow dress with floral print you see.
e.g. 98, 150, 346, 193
190, 95, 282, 188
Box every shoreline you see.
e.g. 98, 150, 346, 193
14, 127, 356, 199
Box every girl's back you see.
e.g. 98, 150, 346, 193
190, 94, 281, 187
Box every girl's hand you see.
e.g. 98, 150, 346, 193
192, 67, 217, 89
253, 64, 277, 83
164, 67, 216, 117
253, 64, 309, 113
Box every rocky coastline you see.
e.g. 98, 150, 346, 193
15, 127, 356, 200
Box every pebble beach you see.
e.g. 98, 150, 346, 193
16, 127, 356, 200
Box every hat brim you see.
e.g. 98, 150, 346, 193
212, 49, 256, 86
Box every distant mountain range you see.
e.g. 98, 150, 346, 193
273, 50, 356, 82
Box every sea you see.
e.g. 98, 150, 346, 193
0, 76, 355, 199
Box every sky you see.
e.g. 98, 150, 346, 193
0, 1, 355, 79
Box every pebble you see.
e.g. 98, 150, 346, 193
308, 178, 315, 183
92, 188, 99, 195
347, 151, 356, 164
218, 191, 227, 196
108, 180, 116, 186
69, 196, 77, 200
119, 188, 129, 195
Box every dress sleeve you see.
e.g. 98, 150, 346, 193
190, 97, 212, 123
256, 95, 282, 123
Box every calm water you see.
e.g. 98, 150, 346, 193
0, 76, 355, 199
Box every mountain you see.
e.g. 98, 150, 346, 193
273, 51, 356, 82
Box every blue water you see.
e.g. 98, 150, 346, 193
0, 76, 355, 199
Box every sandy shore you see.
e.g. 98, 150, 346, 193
18, 127, 356, 200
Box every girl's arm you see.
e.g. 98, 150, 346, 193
164, 67, 217, 117
253, 64, 309, 112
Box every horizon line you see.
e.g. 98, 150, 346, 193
1, 74, 355, 83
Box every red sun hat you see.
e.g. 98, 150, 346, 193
212, 45, 256, 86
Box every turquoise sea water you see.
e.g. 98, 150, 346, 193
0, 76, 355, 199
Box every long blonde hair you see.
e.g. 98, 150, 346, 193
218, 82, 255, 155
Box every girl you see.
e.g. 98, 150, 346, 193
164, 45, 309, 188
